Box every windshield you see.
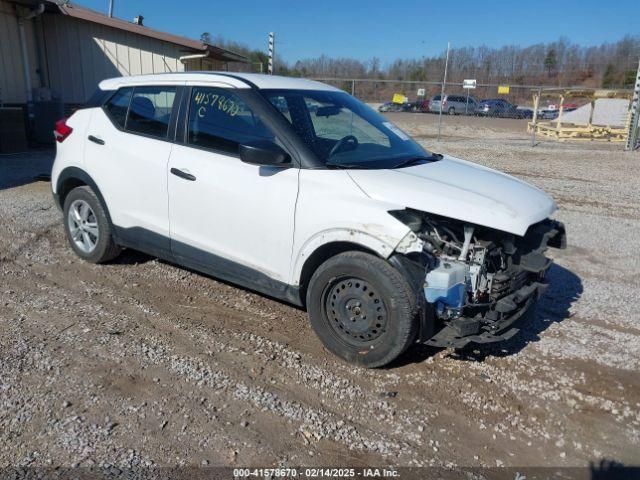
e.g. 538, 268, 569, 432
261, 89, 435, 169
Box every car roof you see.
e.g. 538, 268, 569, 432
98, 72, 341, 92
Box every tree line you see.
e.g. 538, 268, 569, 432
204, 34, 639, 90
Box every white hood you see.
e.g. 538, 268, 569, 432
347, 156, 557, 236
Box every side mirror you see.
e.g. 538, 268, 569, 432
239, 140, 291, 167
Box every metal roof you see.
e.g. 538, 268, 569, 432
16, 0, 248, 63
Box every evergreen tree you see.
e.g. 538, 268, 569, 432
602, 64, 616, 88
544, 48, 557, 76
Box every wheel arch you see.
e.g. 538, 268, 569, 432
297, 240, 381, 306
55, 167, 113, 228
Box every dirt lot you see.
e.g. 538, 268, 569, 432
1, 114, 639, 472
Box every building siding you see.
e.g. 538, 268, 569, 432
1, 2, 231, 106
1, 4, 191, 105
41, 13, 187, 104
0, 0, 39, 104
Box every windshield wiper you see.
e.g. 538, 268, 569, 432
392, 154, 442, 169
326, 153, 442, 170
325, 162, 369, 169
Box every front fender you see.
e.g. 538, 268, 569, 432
290, 227, 404, 286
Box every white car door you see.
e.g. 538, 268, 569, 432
167, 85, 298, 291
84, 85, 179, 250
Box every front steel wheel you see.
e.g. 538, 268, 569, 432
307, 251, 418, 368
324, 277, 389, 347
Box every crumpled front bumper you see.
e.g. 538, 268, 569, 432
424, 281, 546, 348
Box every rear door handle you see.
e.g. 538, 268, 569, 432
88, 135, 105, 145
170, 167, 196, 181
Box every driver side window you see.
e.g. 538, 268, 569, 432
187, 87, 275, 155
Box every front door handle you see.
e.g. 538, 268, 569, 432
88, 135, 105, 145
170, 167, 196, 181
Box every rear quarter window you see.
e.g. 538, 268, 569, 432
103, 88, 133, 129
86, 87, 113, 108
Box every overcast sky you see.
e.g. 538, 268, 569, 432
75, 0, 640, 64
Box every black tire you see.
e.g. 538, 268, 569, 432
448, 107, 455, 115
63, 186, 121, 263
306, 251, 418, 368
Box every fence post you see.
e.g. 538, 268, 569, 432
437, 42, 451, 141
625, 58, 640, 151
268, 32, 275, 75
531, 88, 540, 147
556, 94, 564, 140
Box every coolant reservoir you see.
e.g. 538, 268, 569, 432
424, 261, 467, 309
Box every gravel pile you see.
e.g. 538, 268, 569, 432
561, 98, 629, 126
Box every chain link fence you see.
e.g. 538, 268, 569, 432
311, 77, 566, 109
308, 77, 638, 147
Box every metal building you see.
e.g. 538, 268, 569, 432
0, 0, 247, 145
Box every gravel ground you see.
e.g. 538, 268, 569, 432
1, 116, 639, 472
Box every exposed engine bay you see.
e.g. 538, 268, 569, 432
390, 209, 567, 348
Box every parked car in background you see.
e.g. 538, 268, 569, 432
379, 102, 407, 113
539, 108, 558, 120
516, 107, 534, 119
378, 102, 395, 112
547, 103, 578, 112
429, 94, 478, 115
538, 103, 578, 120
476, 99, 525, 118
400, 102, 415, 112
409, 100, 430, 112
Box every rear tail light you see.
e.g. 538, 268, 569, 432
442, 100, 447, 106
54, 118, 73, 143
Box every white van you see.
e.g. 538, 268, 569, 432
51, 73, 565, 367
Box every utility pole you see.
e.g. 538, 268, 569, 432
108, 0, 114, 17
625, 58, 640, 151
437, 41, 450, 141
268, 32, 275, 75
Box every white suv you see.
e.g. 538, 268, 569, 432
51, 73, 566, 368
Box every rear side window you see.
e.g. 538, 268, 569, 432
187, 87, 275, 155
86, 87, 113, 108
126, 86, 177, 139
104, 88, 133, 129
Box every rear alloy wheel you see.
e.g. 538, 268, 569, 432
63, 186, 121, 263
307, 251, 418, 368
448, 107, 455, 115
67, 199, 99, 254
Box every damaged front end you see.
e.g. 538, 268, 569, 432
390, 209, 566, 348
